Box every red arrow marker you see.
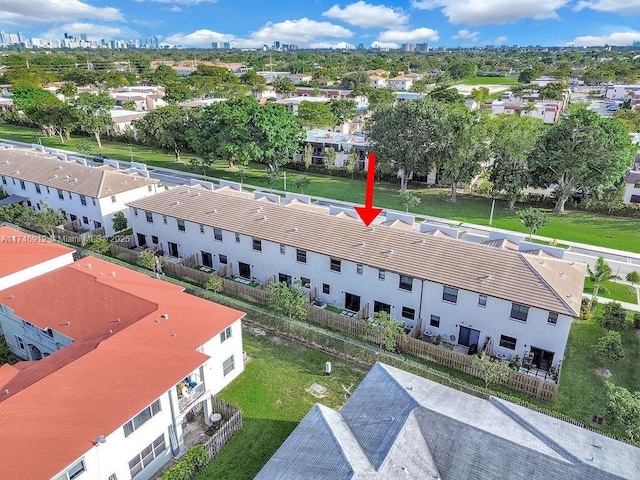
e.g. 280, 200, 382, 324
355, 152, 383, 226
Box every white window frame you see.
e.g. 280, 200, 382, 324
223, 354, 235, 376
220, 326, 232, 343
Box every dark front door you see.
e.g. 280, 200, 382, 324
458, 326, 480, 348
201, 251, 213, 268
530, 347, 554, 371
278, 273, 292, 285
168, 241, 179, 257
239, 262, 251, 280
345, 292, 361, 312
136, 233, 146, 246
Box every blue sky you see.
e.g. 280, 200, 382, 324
2, 0, 640, 48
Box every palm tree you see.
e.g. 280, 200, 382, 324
588, 257, 615, 310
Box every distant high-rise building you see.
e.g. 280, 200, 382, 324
273, 41, 280, 49
211, 42, 219, 49
80, 34, 87, 41
0, 31, 6, 44
153, 36, 159, 48
401, 43, 412, 52
17, 32, 23, 43
357, 43, 364, 50
415, 43, 429, 52
223, 42, 231, 49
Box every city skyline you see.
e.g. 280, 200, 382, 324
0, 1, 640, 50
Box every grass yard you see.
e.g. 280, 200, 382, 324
584, 279, 639, 304
195, 329, 365, 480
462, 76, 521, 85
2, 121, 640, 252
555, 307, 640, 438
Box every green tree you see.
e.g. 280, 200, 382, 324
539, 82, 568, 100
367, 88, 396, 111
398, 190, 421, 212
121, 101, 137, 111
605, 382, 640, 442
429, 86, 465, 105
297, 101, 336, 128
471, 86, 490, 104
111, 211, 128, 233
302, 142, 313, 170
85, 235, 111, 255
588, 257, 615, 310
240, 70, 267, 95
10, 86, 59, 117
518, 208, 549, 240
204, 276, 224, 293
57, 82, 78, 99
471, 352, 511, 389
345, 147, 359, 177
0, 340, 15, 365
368, 99, 448, 193
257, 101, 305, 174
138, 249, 156, 270
626, 271, 640, 286
189, 157, 208, 175
528, 107, 635, 213
594, 330, 624, 365
150, 64, 181, 85
273, 77, 296, 97
72, 92, 115, 150
76, 139, 93, 155
266, 280, 307, 322
36, 203, 66, 238
613, 109, 640, 133
324, 147, 337, 170
489, 115, 544, 210
164, 82, 192, 104
293, 175, 311, 194
136, 105, 195, 162
0, 203, 37, 227
0, 186, 7, 200
328, 99, 358, 125
339, 71, 370, 90
599, 302, 627, 331
362, 311, 405, 351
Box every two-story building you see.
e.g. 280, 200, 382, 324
623, 167, 640, 206
0, 146, 159, 235
127, 185, 585, 371
387, 76, 414, 91
0, 255, 245, 480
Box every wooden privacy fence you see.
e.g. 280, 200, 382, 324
55, 224, 105, 246
221, 278, 266, 303
111, 243, 140, 264
163, 262, 216, 285
204, 397, 242, 460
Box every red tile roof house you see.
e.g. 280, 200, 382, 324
0, 256, 245, 480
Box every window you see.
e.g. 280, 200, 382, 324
322, 283, 330, 295
35, 184, 41, 194
223, 355, 235, 376
378, 270, 385, 280
635, 180, 640, 188
93, 221, 102, 229
235, 233, 240, 243
1, 176, 5, 185
137, 233, 146, 247
401, 306, 415, 320
214, 228, 223, 241
128, 434, 165, 478
374, 301, 391, 314
296, 249, 307, 263
356, 263, 363, 275
68, 191, 72, 199
148, 185, 153, 192
201, 251, 212, 268
510, 303, 529, 322
111, 195, 116, 203
151, 235, 159, 245
80, 194, 87, 206
58, 189, 64, 200
279, 273, 292, 285
330, 258, 341, 272
478, 295, 487, 307
53, 460, 86, 480
548, 312, 558, 325
133, 208, 138, 217
301, 277, 311, 288
280, 244, 285, 254
177, 219, 185, 232
430, 315, 440, 328
14, 335, 25, 350
399, 275, 413, 291
199, 224, 204, 234
499, 335, 517, 350
220, 326, 232, 343
145, 211, 153, 223
92, 198, 96, 206
162, 215, 167, 224
123, 400, 161, 437
442, 286, 458, 304
219, 254, 228, 264
19, 180, 25, 190
82, 216, 88, 225
252, 238, 262, 251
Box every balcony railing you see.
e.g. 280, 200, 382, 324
178, 382, 206, 413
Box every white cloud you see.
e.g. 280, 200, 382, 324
412, 0, 568, 25
309, 41, 356, 49
377, 27, 439, 43
452, 29, 479, 41
165, 18, 353, 48
484, 35, 508, 44
147, 0, 217, 3
574, 0, 640, 14
169, 6, 182, 11
0, 0, 123, 26
41, 23, 140, 41
568, 30, 640, 46
323, 1, 409, 28
371, 41, 401, 49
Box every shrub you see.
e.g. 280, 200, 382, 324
203, 276, 223, 293
593, 330, 625, 365
633, 313, 640, 329
598, 302, 627, 331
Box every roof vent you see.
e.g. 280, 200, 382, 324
263, 215, 267, 221
171, 333, 177, 337
87, 263, 91, 268
485, 274, 492, 280
360, 241, 366, 247
538, 260, 544, 264
66, 321, 71, 325
186, 189, 190, 194
293, 226, 298, 232
162, 313, 169, 319
110, 271, 116, 277
174, 201, 180, 206
559, 272, 566, 278
593, 444, 603, 450
4, 389, 8, 395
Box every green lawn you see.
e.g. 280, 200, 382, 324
461, 76, 520, 85
555, 308, 640, 437
584, 279, 639, 304
2, 121, 640, 252
324, 304, 344, 314
196, 330, 365, 480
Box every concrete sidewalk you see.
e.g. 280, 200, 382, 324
583, 294, 640, 313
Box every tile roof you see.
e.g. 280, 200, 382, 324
0, 256, 245, 479
256, 363, 640, 480
0, 225, 74, 279
128, 187, 584, 316
0, 148, 157, 198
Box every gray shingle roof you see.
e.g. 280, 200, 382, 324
255, 363, 640, 480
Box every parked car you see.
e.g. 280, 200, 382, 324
92, 155, 108, 163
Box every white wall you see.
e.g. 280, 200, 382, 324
623, 176, 640, 204
98, 183, 159, 236
0, 252, 74, 291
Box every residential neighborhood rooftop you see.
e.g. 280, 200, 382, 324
0, 256, 245, 479
128, 186, 585, 316
0, 147, 158, 198
256, 362, 640, 480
